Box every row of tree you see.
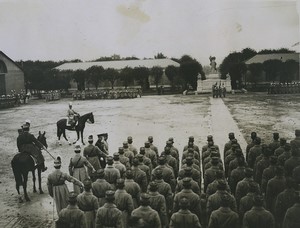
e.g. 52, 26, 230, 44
17, 55, 205, 92
219, 48, 298, 89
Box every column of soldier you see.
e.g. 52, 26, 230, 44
50, 130, 300, 228
268, 82, 300, 94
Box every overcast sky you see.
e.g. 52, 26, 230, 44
0, 0, 299, 65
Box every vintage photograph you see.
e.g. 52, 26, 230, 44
0, 0, 299, 227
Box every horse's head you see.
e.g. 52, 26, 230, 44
87, 112, 94, 124
38, 131, 48, 148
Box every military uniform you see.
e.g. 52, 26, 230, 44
261, 165, 276, 194
179, 167, 201, 188
274, 145, 285, 157
275, 188, 297, 228
229, 166, 245, 195
138, 162, 151, 183
69, 153, 94, 194
124, 148, 134, 164
243, 206, 275, 228
238, 192, 255, 224
206, 191, 237, 220
153, 179, 173, 216
208, 207, 239, 228
269, 139, 280, 154
165, 154, 179, 178
128, 143, 138, 156
266, 175, 286, 214
182, 149, 200, 161
92, 178, 113, 206
169, 209, 201, 228
131, 204, 161, 228
206, 179, 231, 197
84, 144, 105, 177
175, 178, 201, 196
131, 166, 148, 192
284, 156, 300, 177
248, 145, 262, 169
152, 165, 176, 191
95, 203, 123, 228
145, 146, 157, 168
104, 164, 121, 189
278, 150, 291, 166
254, 156, 270, 185
113, 161, 126, 178
114, 189, 134, 228
77, 191, 99, 228
57, 204, 86, 228
282, 202, 300, 228
47, 169, 83, 214
235, 178, 260, 207
148, 191, 168, 227
119, 153, 131, 169
124, 178, 141, 209
204, 165, 220, 192
246, 140, 256, 161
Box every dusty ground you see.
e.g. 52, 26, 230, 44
0, 93, 299, 227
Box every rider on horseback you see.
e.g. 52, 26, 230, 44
17, 124, 47, 172
67, 102, 79, 128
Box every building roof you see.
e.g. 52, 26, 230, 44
0, 51, 24, 72
245, 53, 300, 64
55, 58, 180, 71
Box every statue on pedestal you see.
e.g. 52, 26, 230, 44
209, 56, 217, 73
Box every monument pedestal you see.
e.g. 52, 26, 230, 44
197, 73, 232, 93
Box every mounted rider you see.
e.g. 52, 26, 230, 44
17, 123, 47, 172
67, 102, 79, 128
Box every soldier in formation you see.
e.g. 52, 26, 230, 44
49, 129, 300, 228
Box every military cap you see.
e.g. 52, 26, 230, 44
210, 151, 219, 157
105, 190, 115, 199
185, 156, 193, 162
148, 136, 153, 140
166, 140, 172, 145
139, 147, 145, 152
22, 124, 29, 130
140, 193, 150, 201
74, 144, 81, 152
88, 135, 93, 142
158, 156, 166, 162
229, 132, 235, 137
188, 136, 194, 141
127, 136, 133, 140
144, 141, 150, 146
255, 137, 261, 143
182, 177, 192, 183
207, 135, 213, 141
149, 181, 158, 189
54, 158, 61, 167
184, 166, 193, 173
280, 138, 287, 143
118, 147, 124, 153
68, 192, 78, 202
97, 133, 106, 137
132, 157, 139, 166
244, 168, 253, 176
113, 152, 119, 157
96, 169, 105, 177
18, 129, 23, 134
217, 180, 227, 189
269, 155, 277, 164
116, 178, 125, 185
273, 132, 279, 137
137, 154, 144, 159
250, 132, 257, 136
25, 119, 31, 124
83, 179, 92, 188
123, 141, 128, 146
168, 137, 174, 143
106, 156, 113, 162
179, 197, 190, 207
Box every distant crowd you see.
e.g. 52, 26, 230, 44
72, 89, 142, 100
268, 82, 300, 94
0, 89, 29, 109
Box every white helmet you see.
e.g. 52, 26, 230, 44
69, 102, 72, 106
25, 119, 31, 124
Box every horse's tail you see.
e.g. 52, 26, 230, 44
11, 158, 23, 186
57, 122, 61, 138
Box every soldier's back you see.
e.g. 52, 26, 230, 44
170, 209, 201, 228
58, 205, 86, 228
96, 203, 123, 228
243, 207, 275, 228
209, 207, 239, 228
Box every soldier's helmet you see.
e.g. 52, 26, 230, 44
68, 192, 78, 203
105, 190, 115, 200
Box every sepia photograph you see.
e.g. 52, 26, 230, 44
0, 0, 300, 227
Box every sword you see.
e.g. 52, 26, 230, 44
35, 141, 56, 160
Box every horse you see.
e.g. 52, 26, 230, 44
11, 131, 48, 202
56, 112, 94, 145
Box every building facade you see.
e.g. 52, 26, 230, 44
0, 51, 25, 95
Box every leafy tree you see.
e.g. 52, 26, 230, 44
103, 68, 120, 89
154, 53, 167, 59
258, 48, 295, 54
179, 55, 204, 90
120, 67, 134, 89
86, 66, 104, 90
282, 60, 299, 82
248, 63, 263, 85
150, 66, 164, 88
72, 70, 86, 91
165, 65, 179, 90
263, 59, 283, 82
132, 67, 150, 90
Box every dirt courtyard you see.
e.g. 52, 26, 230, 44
0, 93, 299, 227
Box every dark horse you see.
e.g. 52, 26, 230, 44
56, 112, 94, 145
11, 131, 48, 202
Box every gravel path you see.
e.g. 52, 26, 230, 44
210, 97, 247, 159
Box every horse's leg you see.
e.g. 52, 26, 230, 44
32, 170, 37, 193
57, 128, 62, 146
16, 180, 23, 203
81, 130, 85, 145
23, 172, 30, 201
73, 130, 80, 144
63, 130, 71, 145
38, 167, 43, 194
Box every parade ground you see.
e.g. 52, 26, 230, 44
0, 93, 300, 227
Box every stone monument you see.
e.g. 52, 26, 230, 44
197, 56, 232, 93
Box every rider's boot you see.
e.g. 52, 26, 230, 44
41, 162, 47, 172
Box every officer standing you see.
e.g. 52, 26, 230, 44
47, 158, 83, 214
56, 192, 86, 228
104, 156, 121, 189
124, 170, 141, 209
